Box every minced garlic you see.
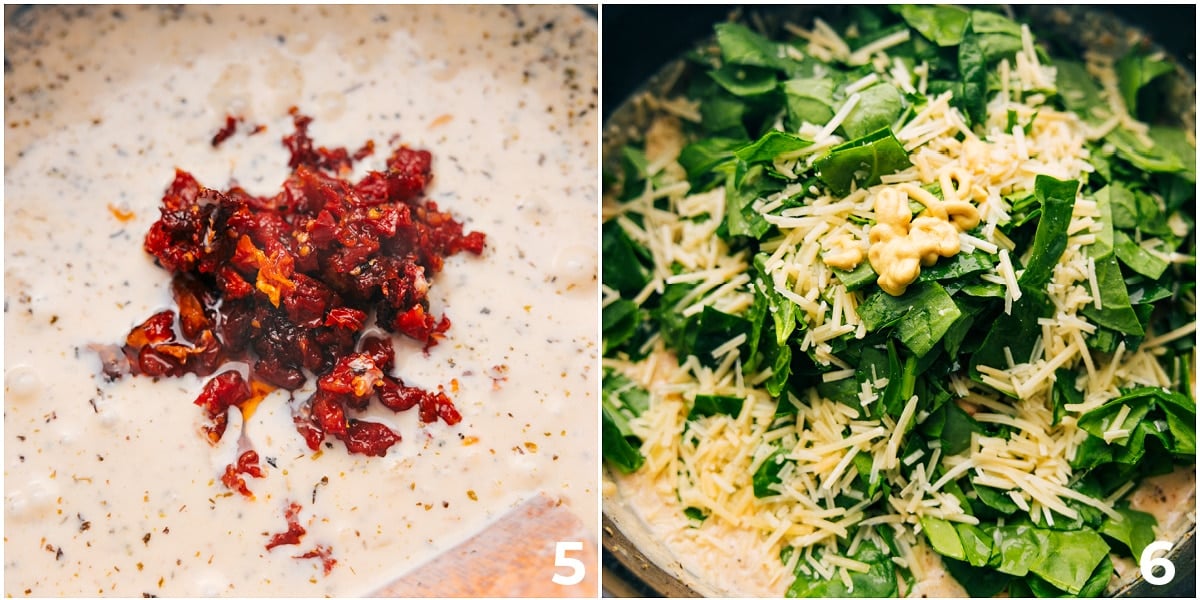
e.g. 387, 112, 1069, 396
821, 233, 866, 270
865, 183, 980, 296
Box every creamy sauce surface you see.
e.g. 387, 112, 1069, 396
4, 5, 597, 596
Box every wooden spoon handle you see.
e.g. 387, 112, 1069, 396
371, 493, 598, 597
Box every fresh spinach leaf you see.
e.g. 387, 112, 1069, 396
972, 479, 1019, 515
709, 64, 780, 98
1113, 230, 1169, 279
716, 22, 792, 72
968, 9, 1021, 37
1089, 186, 1115, 260
689, 394, 744, 420
840, 82, 906, 140
754, 449, 787, 498
724, 164, 776, 239
602, 408, 644, 473
1050, 367, 1083, 427
678, 137, 742, 185
618, 145, 650, 201
683, 506, 708, 523
603, 299, 640, 354
916, 250, 995, 282
960, 281, 1006, 298
955, 522, 994, 567
1076, 391, 1153, 447
765, 341, 793, 398
1099, 505, 1157, 558
604, 370, 649, 420
987, 523, 1110, 594
684, 306, 753, 368
754, 255, 799, 346
942, 557, 1012, 597
1018, 175, 1078, 290
1109, 128, 1187, 174
1053, 60, 1106, 117
786, 539, 898, 598
992, 524, 1043, 577
940, 401, 978, 454
1149, 125, 1197, 183
602, 220, 652, 296
893, 4, 970, 46
1078, 555, 1115, 598
1116, 45, 1175, 118
1080, 253, 1145, 337
734, 130, 814, 164
814, 127, 912, 196
858, 282, 962, 357
921, 516, 966, 561
1027, 528, 1110, 595
957, 21, 988, 127
1077, 387, 1196, 464
969, 10, 1024, 64
832, 260, 879, 291
881, 340, 918, 417
971, 290, 1052, 389
700, 92, 750, 138
603, 371, 648, 474
784, 78, 837, 130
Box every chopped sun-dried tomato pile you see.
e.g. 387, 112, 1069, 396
116, 108, 484, 459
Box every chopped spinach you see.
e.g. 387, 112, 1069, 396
814, 127, 912, 196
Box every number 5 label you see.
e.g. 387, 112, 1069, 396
552, 540, 586, 586
1139, 540, 1175, 585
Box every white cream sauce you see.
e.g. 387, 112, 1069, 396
4, 5, 597, 596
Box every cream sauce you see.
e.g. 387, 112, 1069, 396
4, 5, 597, 596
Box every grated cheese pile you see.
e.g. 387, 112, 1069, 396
603, 11, 1195, 597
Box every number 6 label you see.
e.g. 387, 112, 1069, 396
552, 540, 585, 586
1139, 540, 1175, 585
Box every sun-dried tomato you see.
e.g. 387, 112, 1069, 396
293, 545, 337, 576
358, 335, 395, 372
172, 277, 212, 341
136, 345, 184, 377
419, 388, 462, 426
194, 371, 251, 443
194, 370, 252, 416
221, 466, 252, 497
221, 449, 266, 497
342, 420, 401, 458
294, 413, 325, 452
235, 449, 265, 478
318, 353, 382, 399
211, 115, 240, 148
126, 310, 177, 349
161, 169, 202, 211
265, 502, 306, 550
202, 411, 229, 445
216, 265, 255, 300
324, 307, 366, 331
310, 391, 348, 437
115, 110, 479, 464
391, 305, 452, 349
376, 375, 423, 412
